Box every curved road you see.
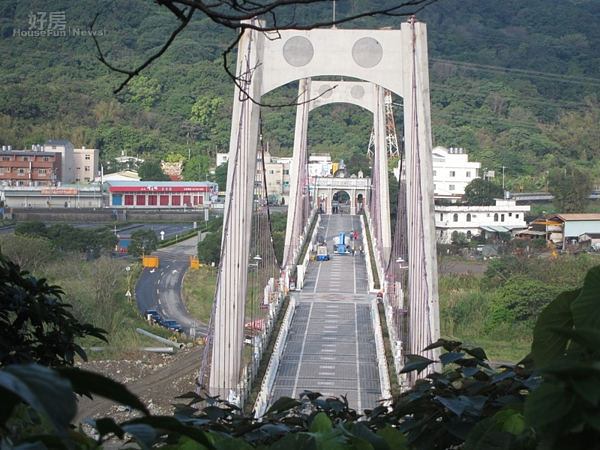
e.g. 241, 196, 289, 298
135, 236, 208, 337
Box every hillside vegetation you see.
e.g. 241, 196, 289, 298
0, 0, 598, 189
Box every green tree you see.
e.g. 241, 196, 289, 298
213, 162, 228, 190
486, 274, 561, 331
137, 160, 171, 181
462, 178, 504, 206
197, 232, 222, 265
0, 234, 56, 273
14, 221, 48, 237
124, 76, 162, 111
548, 164, 593, 213
128, 230, 159, 257
190, 96, 224, 128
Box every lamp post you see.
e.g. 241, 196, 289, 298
125, 266, 132, 302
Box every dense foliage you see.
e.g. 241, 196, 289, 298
14, 221, 118, 258
461, 178, 504, 205
4, 264, 600, 448
0, 1, 599, 194
547, 164, 594, 213
0, 252, 107, 368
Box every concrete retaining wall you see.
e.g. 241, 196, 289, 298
5, 208, 211, 223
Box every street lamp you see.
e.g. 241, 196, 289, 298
125, 266, 132, 302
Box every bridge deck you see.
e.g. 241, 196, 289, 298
269, 214, 383, 412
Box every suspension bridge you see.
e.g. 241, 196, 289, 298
198, 16, 441, 414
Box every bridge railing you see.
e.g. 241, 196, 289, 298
296, 212, 322, 290
233, 277, 285, 408
370, 299, 392, 403
252, 297, 297, 418
382, 289, 409, 392
362, 210, 385, 291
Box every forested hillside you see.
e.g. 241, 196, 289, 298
0, 0, 598, 188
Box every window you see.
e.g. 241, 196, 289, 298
467, 230, 472, 239
85, 154, 91, 160
22, 156, 30, 161
42, 157, 51, 162
516, 214, 520, 219
453, 213, 459, 222
269, 170, 274, 175
466, 213, 471, 222
450, 171, 456, 177
494, 213, 499, 222
18, 168, 26, 175
2, 156, 10, 161
509, 212, 512, 217
466, 171, 471, 177
284, 170, 290, 175
76, 167, 81, 171
440, 213, 444, 221
501, 214, 505, 222
84, 166, 90, 172
38, 169, 47, 176
449, 184, 456, 191
433, 170, 437, 177
0, 168, 4, 175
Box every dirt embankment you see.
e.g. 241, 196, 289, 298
75, 345, 204, 427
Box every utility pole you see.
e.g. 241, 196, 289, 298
502, 166, 506, 190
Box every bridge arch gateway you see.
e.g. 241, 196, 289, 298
209, 17, 440, 401
314, 177, 370, 215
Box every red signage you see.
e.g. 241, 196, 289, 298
109, 185, 210, 193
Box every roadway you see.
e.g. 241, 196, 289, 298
269, 214, 383, 413
135, 236, 208, 337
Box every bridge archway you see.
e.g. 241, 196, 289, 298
313, 177, 370, 215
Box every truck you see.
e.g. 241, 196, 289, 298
316, 245, 330, 261
333, 232, 349, 255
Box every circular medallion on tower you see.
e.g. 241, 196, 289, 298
318, 84, 333, 98
283, 36, 314, 67
351, 85, 365, 99
352, 37, 383, 68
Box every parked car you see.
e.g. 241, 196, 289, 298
160, 319, 182, 332
144, 309, 161, 323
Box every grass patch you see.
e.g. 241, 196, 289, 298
438, 272, 532, 364
181, 266, 217, 323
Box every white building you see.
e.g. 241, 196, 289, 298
435, 198, 529, 244
432, 146, 481, 200
44, 140, 99, 184
307, 153, 333, 177
216, 152, 229, 167
260, 151, 291, 205
44, 140, 74, 184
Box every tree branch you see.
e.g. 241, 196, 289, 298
92, 0, 437, 97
